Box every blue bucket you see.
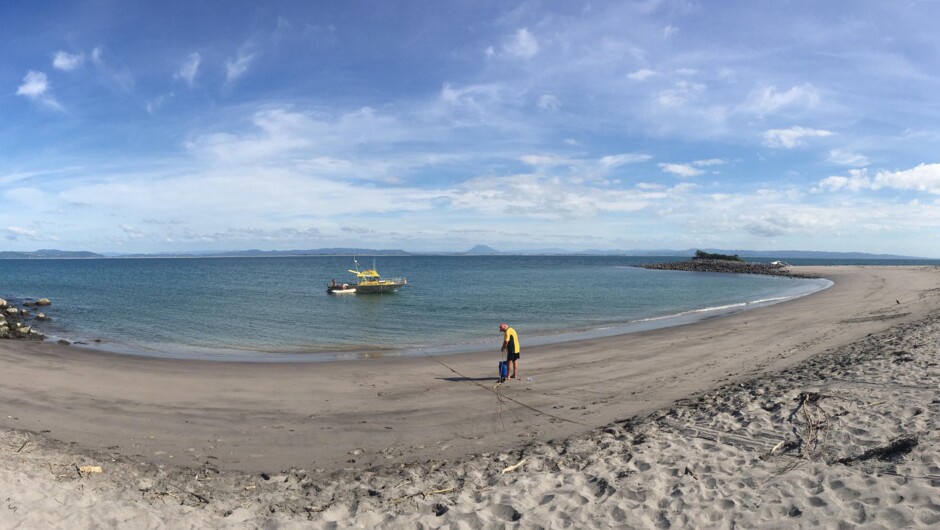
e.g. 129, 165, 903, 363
499, 361, 508, 379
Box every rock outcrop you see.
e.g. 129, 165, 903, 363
0, 297, 49, 341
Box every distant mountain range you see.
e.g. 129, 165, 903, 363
101, 248, 412, 258
0, 249, 103, 259
0, 247, 930, 260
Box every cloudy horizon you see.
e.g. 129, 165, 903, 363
4, 1, 940, 258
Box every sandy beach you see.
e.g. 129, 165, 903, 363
1, 265, 938, 528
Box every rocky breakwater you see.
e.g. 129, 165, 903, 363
0, 297, 50, 341
641, 258, 821, 279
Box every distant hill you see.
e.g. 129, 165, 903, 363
102, 248, 412, 258
181, 248, 411, 257
0, 249, 102, 259
463, 245, 502, 255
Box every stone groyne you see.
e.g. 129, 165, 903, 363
640, 259, 821, 279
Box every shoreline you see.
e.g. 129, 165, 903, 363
13, 270, 833, 364
1, 265, 938, 526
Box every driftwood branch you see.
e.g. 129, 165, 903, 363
501, 458, 527, 474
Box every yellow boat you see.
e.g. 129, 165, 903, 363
337, 259, 407, 294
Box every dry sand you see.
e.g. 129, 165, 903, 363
0, 265, 938, 528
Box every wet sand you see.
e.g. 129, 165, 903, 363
1, 265, 938, 527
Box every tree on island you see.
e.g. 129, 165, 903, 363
693, 250, 743, 262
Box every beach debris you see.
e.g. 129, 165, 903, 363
16, 441, 31, 453
500, 458, 527, 474
787, 391, 831, 460
424, 486, 455, 496
79, 465, 103, 474
392, 485, 456, 504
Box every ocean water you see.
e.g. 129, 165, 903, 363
0, 255, 851, 361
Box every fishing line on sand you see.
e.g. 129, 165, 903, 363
419, 350, 590, 427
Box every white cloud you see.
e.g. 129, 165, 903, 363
436, 82, 512, 126
656, 81, 706, 107
816, 169, 872, 192
504, 28, 539, 59
120, 225, 145, 239
816, 163, 940, 195
663, 25, 679, 40
53, 51, 85, 71
627, 69, 657, 81
226, 50, 255, 84
741, 84, 820, 116
874, 163, 940, 194
520, 154, 573, 167
5, 226, 44, 241
517, 153, 650, 175
177, 53, 201, 87
537, 94, 560, 111
694, 159, 724, 167
600, 154, 652, 168
659, 163, 704, 177
16, 71, 48, 98
183, 106, 406, 174
451, 173, 651, 218
16, 71, 63, 111
763, 126, 834, 148
186, 108, 314, 163
827, 149, 869, 167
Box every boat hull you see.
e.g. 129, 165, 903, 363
353, 281, 406, 294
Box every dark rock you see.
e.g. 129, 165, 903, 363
641, 259, 820, 279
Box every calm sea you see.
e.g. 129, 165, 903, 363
3, 255, 928, 362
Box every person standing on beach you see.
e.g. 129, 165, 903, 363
500, 323, 520, 380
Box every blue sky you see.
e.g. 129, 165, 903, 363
4, 1, 940, 256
